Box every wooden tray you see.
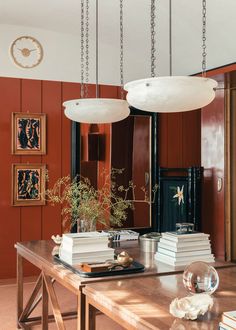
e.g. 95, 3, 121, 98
54, 254, 145, 278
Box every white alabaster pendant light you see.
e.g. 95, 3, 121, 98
63, 0, 130, 124
124, 0, 217, 113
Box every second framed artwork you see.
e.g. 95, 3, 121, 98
12, 164, 46, 206
12, 112, 46, 155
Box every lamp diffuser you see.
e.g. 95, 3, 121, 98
63, 98, 130, 124
124, 76, 217, 113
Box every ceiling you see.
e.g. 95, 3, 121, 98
0, 0, 235, 84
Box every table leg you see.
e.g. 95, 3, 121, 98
17, 253, 23, 329
77, 290, 85, 330
85, 297, 96, 330
42, 276, 48, 330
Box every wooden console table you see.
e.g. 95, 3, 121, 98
15, 240, 235, 329
83, 266, 236, 330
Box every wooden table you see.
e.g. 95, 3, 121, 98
15, 240, 235, 330
83, 266, 236, 330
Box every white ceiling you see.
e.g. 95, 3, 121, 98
0, 0, 235, 84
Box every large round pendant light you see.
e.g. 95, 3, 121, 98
63, 0, 129, 124
125, 76, 217, 113
64, 98, 129, 124
124, 0, 217, 113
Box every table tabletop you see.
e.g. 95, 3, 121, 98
15, 239, 235, 287
83, 266, 236, 330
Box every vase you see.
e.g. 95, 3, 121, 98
77, 219, 96, 232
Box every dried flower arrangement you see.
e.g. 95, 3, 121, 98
43, 168, 157, 232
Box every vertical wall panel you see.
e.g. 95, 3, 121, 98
0, 77, 21, 278
20, 80, 42, 243
201, 80, 225, 259
41, 81, 62, 239
182, 110, 201, 166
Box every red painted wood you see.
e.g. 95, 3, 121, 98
41, 81, 62, 239
158, 114, 168, 166
20, 80, 42, 243
182, 110, 201, 166
167, 113, 183, 167
0, 77, 21, 278
201, 81, 225, 259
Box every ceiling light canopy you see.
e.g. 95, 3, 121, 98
125, 76, 217, 113
64, 98, 130, 124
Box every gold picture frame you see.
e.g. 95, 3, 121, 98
12, 113, 46, 155
12, 164, 46, 206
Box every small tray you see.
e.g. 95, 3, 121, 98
54, 254, 145, 278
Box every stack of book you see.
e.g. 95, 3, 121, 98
103, 229, 139, 241
154, 232, 214, 267
59, 232, 114, 265
220, 311, 236, 329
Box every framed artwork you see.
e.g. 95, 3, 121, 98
12, 164, 46, 206
12, 113, 46, 155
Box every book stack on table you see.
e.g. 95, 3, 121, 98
154, 232, 214, 267
104, 230, 139, 241
219, 311, 236, 329
59, 232, 114, 265
219, 311, 236, 330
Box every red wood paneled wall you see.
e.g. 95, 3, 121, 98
158, 110, 201, 167
0, 77, 208, 279
0, 77, 80, 279
201, 74, 225, 259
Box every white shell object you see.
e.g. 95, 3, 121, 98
169, 293, 213, 320
51, 235, 62, 245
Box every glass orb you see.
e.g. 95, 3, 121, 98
183, 261, 219, 295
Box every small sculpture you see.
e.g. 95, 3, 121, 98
169, 293, 213, 320
116, 251, 133, 267
51, 235, 62, 245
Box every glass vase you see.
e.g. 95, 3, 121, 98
77, 219, 96, 232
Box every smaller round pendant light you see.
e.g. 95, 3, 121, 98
125, 76, 217, 113
124, 0, 217, 113
64, 98, 129, 123
63, 0, 129, 124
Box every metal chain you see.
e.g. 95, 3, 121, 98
150, 0, 156, 78
202, 0, 207, 76
85, 0, 89, 97
120, 0, 124, 99
80, 0, 85, 98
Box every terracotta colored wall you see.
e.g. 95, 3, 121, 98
0, 77, 79, 279
201, 74, 225, 259
158, 110, 201, 167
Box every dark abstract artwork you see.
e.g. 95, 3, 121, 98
12, 113, 46, 155
17, 118, 40, 150
17, 169, 40, 201
12, 164, 46, 206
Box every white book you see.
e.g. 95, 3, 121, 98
155, 251, 214, 266
62, 232, 109, 246
157, 246, 212, 258
60, 251, 115, 265
219, 322, 235, 330
159, 237, 211, 247
60, 247, 114, 258
162, 232, 210, 242
158, 241, 211, 252
222, 311, 236, 329
61, 240, 109, 253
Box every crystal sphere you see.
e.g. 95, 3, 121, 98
183, 261, 219, 295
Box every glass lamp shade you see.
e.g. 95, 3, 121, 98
124, 76, 218, 113
63, 98, 130, 124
